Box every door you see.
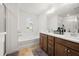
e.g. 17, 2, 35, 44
55, 43, 67, 56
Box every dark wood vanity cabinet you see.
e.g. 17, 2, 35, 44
40, 33, 79, 56
48, 35, 55, 56
55, 37, 79, 56
55, 42, 79, 56
40, 33, 48, 52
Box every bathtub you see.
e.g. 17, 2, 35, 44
18, 34, 39, 41
18, 35, 39, 49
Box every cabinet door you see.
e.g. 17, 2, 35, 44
40, 33, 43, 49
48, 36, 54, 45
55, 43, 67, 56
67, 49, 79, 56
40, 33, 47, 52
48, 36, 55, 56
48, 44, 54, 56
43, 37, 47, 52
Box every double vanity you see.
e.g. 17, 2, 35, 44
40, 32, 79, 56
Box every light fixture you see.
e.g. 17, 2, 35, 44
46, 7, 56, 14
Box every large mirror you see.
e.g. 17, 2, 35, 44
58, 16, 79, 33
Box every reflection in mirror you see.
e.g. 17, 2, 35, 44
59, 16, 79, 33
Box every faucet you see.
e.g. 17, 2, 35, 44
60, 24, 66, 35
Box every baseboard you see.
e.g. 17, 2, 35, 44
6, 47, 19, 55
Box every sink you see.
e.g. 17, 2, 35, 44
64, 32, 79, 39
64, 32, 78, 36
64, 32, 71, 36
70, 33, 79, 38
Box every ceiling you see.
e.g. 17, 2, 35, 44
18, 3, 64, 15
52, 3, 79, 16
18, 3, 50, 14
5, 3, 79, 16
5, 3, 64, 15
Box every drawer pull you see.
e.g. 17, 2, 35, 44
65, 48, 67, 51
68, 50, 70, 53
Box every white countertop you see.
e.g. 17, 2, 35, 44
41, 32, 79, 43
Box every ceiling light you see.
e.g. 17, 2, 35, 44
46, 7, 56, 14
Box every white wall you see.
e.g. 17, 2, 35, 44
38, 13, 61, 33
47, 15, 59, 32
6, 4, 18, 54
0, 5, 5, 32
38, 13, 48, 33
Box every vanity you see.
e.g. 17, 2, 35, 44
40, 32, 79, 56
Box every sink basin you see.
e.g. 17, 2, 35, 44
71, 33, 77, 37
64, 32, 71, 36
70, 33, 79, 38
64, 32, 79, 38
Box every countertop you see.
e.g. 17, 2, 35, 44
41, 32, 79, 43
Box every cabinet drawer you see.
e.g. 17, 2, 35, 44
55, 37, 79, 52
55, 37, 68, 45
48, 40, 53, 46
48, 35, 54, 45
48, 36, 54, 41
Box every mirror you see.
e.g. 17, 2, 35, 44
58, 15, 79, 33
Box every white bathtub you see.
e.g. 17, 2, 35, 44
18, 34, 39, 49
18, 35, 39, 42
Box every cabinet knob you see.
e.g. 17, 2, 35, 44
65, 48, 67, 51
68, 50, 70, 53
